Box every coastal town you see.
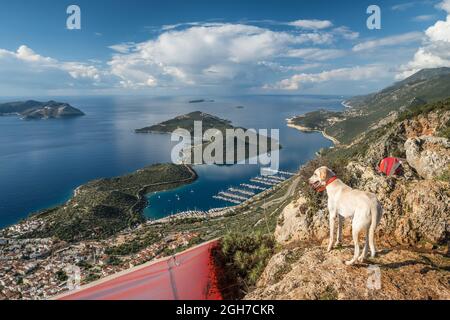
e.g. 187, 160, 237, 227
0, 217, 200, 299
0, 168, 296, 300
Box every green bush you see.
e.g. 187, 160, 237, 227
106, 255, 122, 266
218, 232, 275, 294
56, 270, 68, 282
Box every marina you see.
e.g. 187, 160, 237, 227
211, 171, 294, 205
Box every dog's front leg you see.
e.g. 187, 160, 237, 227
327, 208, 336, 252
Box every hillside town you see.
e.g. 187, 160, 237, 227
0, 220, 199, 299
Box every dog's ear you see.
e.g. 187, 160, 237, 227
319, 167, 327, 180
328, 168, 336, 178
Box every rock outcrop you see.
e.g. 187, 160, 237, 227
347, 162, 449, 246
275, 197, 329, 244
246, 246, 450, 300
405, 136, 450, 179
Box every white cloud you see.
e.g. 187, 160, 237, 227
391, 3, 416, 11
397, 1, 450, 79
285, 48, 346, 61
109, 43, 136, 54
268, 65, 389, 90
257, 61, 322, 73
412, 14, 436, 22
288, 19, 333, 29
0, 45, 104, 94
332, 26, 359, 40
437, 0, 450, 13
352, 32, 424, 52
108, 23, 336, 89
425, 15, 450, 42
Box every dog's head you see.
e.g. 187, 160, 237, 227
308, 166, 335, 191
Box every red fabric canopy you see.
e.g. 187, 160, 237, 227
58, 240, 222, 300
378, 157, 402, 176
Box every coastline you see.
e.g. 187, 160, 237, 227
286, 120, 340, 145
1, 164, 199, 241
341, 100, 352, 109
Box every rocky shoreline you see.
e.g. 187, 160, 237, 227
287, 119, 341, 145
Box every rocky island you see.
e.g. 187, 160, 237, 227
0, 100, 84, 120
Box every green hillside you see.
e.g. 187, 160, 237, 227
291, 68, 450, 144
330, 67, 450, 143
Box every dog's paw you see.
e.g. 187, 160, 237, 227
345, 260, 355, 266
357, 255, 365, 263
327, 245, 333, 252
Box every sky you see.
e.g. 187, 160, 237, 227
0, 0, 449, 96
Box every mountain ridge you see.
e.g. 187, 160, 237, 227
289, 67, 450, 144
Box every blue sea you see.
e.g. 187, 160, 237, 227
0, 95, 343, 228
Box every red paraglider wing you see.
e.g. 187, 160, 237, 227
57, 240, 222, 300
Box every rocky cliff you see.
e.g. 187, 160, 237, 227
246, 98, 450, 300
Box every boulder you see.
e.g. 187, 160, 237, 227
274, 196, 330, 245
405, 136, 450, 180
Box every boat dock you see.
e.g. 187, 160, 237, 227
212, 169, 295, 205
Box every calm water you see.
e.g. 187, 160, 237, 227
0, 95, 343, 228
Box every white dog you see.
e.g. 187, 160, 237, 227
308, 166, 383, 265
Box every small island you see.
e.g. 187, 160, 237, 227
0, 100, 84, 120
188, 99, 215, 104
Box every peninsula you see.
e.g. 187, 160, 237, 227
136, 111, 281, 163
5, 163, 197, 242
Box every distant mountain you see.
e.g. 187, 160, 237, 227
0, 100, 84, 120
344, 67, 450, 114
290, 67, 450, 144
